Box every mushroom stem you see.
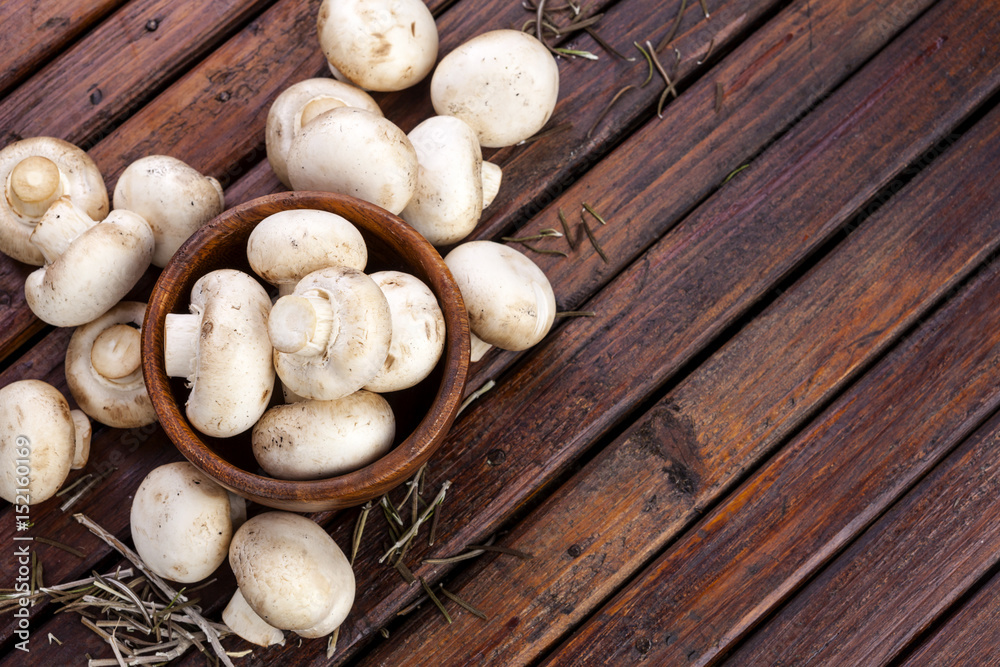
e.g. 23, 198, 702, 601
228, 492, 248, 530
223, 589, 286, 647
164, 313, 201, 381
299, 96, 348, 127
28, 198, 97, 264
482, 161, 502, 209
268, 292, 336, 357
71, 410, 92, 470
91, 324, 143, 384
470, 332, 492, 362
7, 156, 65, 219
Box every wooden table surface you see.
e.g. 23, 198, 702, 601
3, 0, 1000, 664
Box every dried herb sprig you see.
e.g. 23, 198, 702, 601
440, 586, 488, 620
34, 536, 86, 558
646, 41, 678, 117
379, 481, 452, 563
419, 577, 452, 624
502, 229, 563, 243
518, 120, 573, 145
656, 0, 688, 52
458, 379, 496, 416
74, 513, 234, 667
697, 37, 715, 65
555, 310, 597, 318
582, 202, 608, 225
351, 501, 373, 566
580, 219, 609, 263
587, 85, 636, 138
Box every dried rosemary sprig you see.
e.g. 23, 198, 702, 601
582, 202, 608, 225
440, 586, 488, 620
558, 209, 577, 249
657, 0, 688, 52
580, 218, 609, 263
458, 379, 496, 416
379, 481, 452, 563
419, 577, 452, 624
555, 310, 597, 318
587, 85, 636, 138
351, 501, 373, 566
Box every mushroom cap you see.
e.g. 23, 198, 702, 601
400, 116, 484, 246
0, 136, 108, 265
24, 205, 155, 327
431, 30, 560, 148
66, 301, 156, 428
113, 155, 225, 267
271, 265, 392, 400
252, 390, 395, 479
229, 512, 355, 633
317, 0, 439, 92
286, 107, 418, 215
364, 270, 446, 392
0, 380, 80, 504
246, 209, 368, 291
444, 240, 557, 352
130, 461, 237, 583
183, 269, 275, 438
266, 78, 382, 187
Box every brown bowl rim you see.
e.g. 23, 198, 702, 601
141, 191, 470, 511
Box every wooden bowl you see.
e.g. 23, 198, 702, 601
142, 192, 470, 512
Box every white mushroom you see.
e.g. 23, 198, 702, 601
317, 0, 438, 92
285, 107, 418, 215
364, 270, 445, 392
444, 240, 557, 362
130, 461, 247, 584
65, 301, 156, 428
229, 512, 355, 639
266, 78, 382, 187
431, 29, 560, 148
164, 269, 275, 438
223, 589, 286, 647
270, 265, 391, 401
0, 136, 108, 265
400, 116, 488, 246
252, 390, 395, 479
113, 155, 225, 267
0, 380, 91, 505
246, 209, 368, 296
24, 197, 154, 327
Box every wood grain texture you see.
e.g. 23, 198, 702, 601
0, 0, 274, 149
358, 72, 1000, 667
903, 570, 1000, 665
0, 0, 127, 95
728, 401, 1000, 664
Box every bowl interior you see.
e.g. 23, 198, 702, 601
142, 192, 470, 512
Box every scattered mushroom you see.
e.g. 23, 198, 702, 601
228, 512, 355, 640
431, 29, 560, 148
113, 155, 225, 267
266, 78, 382, 187
285, 107, 418, 215
246, 209, 368, 296
400, 116, 491, 246
164, 269, 275, 437
24, 197, 154, 327
252, 390, 395, 479
65, 301, 156, 428
130, 461, 247, 583
317, 0, 439, 92
270, 265, 392, 400
364, 270, 446, 393
444, 240, 557, 362
0, 136, 108, 265
0, 379, 91, 505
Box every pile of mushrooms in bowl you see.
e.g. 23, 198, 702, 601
142, 191, 470, 513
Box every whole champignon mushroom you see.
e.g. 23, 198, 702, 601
317, 0, 438, 92
285, 107, 418, 215
266, 78, 382, 187
400, 116, 492, 246
364, 270, 446, 393
24, 197, 154, 327
0, 380, 91, 505
431, 29, 560, 148
246, 209, 368, 296
229, 512, 355, 639
252, 390, 395, 479
130, 461, 247, 583
0, 136, 108, 265
113, 155, 224, 267
65, 301, 156, 428
269, 265, 392, 400
444, 240, 557, 362
164, 269, 275, 438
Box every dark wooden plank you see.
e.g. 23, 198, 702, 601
357, 80, 1000, 667
0, 0, 274, 150
902, 572, 1000, 665
0, 0, 127, 95
728, 397, 1000, 664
